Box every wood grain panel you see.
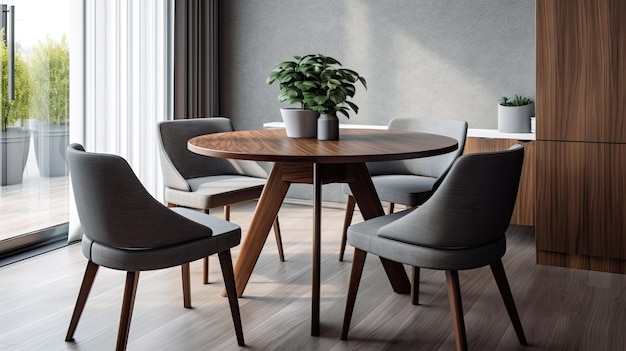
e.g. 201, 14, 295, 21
537, 250, 626, 274
464, 137, 535, 226
535, 141, 585, 254
615, 0, 626, 135
536, 141, 626, 259
536, 0, 626, 143
584, 143, 626, 258
536, 0, 585, 141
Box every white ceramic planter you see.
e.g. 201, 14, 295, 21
317, 114, 339, 140
34, 122, 70, 177
0, 128, 31, 185
280, 108, 319, 138
498, 103, 533, 133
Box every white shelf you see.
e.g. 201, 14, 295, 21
467, 128, 535, 141
263, 121, 386, 130
262, 122, 536, 141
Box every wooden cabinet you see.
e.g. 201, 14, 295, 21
536, 0, 626, 273
464, 137, 535, 226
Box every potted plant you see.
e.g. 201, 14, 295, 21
498, 95, 533, 133
302, 55, 366, 140
267, 54, 323, 138
267, 54, 366, 139
29, 34, 70, 177
1, 34, 31, 186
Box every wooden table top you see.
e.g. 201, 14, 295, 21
188, 128, 458, 164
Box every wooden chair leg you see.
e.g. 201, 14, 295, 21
116, 271, 140, 351
203, 256, 210, 284
387, 202, 395, 214
224, 205, 230, 221
445, 270, 468, 351
65, 261, 99, 341
339, 195, 356, 261
273, 216, 285, 262
218, 250, 245, 346
203, 208, 211, 284
181, 263, 191, 308
341, 248, 368, 340
411, 266, 420, 305
491, 259, 528, 346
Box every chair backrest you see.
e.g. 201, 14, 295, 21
157, 117, 268, 191
366, 118, 468, 179
68, 143, 212, 248
377, 145, 524, 248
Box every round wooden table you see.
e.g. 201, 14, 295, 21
189, 128, 458, 336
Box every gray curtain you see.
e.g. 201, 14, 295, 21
174, 0, 219, 119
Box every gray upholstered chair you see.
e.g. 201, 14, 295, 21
157, 117, 284, 284
341, 145, 527, 351
340, 118, 468, 305
339, 118, 469, 262
64, 144, 244, 350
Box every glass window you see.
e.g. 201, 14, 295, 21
0, 0, 70, 256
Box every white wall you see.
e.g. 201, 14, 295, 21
219, 0, 535, 202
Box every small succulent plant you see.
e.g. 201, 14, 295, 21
499, 95, 533, 107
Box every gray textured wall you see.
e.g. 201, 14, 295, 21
219, 0, 535, 202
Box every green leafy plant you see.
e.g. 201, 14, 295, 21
267, 54, 366, 118
29, 34, 69, 125
1, 32, 30, 131
499, 95, 532, 107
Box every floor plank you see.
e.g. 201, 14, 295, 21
0, 169, 69, 241
1, 202, 625, 350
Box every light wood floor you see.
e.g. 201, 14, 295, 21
0, 155, 69, 241
1, 201, 625, 350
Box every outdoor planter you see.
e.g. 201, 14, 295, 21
0, 128, 31, 185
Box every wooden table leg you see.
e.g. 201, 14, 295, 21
228, 163, 291, 297
346, 163, 411, 294
311, 163, 323, 336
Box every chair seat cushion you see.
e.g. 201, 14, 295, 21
347, 209, 506, 271
166, 175, 266, 209
342, 175, 437, 206
82, 207, 241, 271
